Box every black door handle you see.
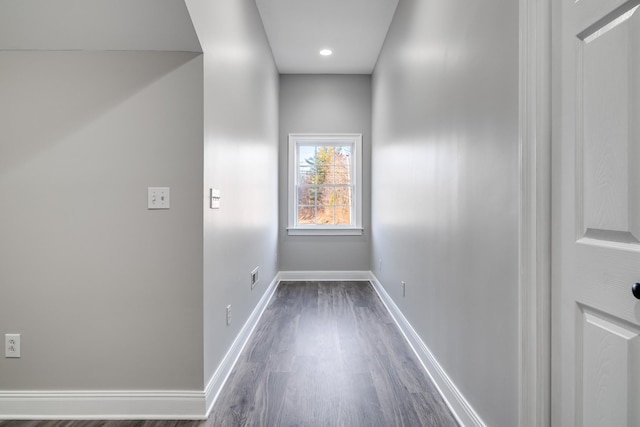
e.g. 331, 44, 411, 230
633, 283, 640, 300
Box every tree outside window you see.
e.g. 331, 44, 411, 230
288, 134, 362, 235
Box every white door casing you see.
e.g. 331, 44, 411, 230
555, 0, 640, 426
519, 0, 552, 425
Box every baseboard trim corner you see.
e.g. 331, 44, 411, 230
368, 272, 486, 427
278, 270, 371, 282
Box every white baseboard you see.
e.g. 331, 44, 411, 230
204, 273, 280, 416
368, 272, 486, 427
203, 269, 370, 416
0, 274, 281, 421
0, 390, 206, 420
278, 270, 371, 282
1, 272, 484, 424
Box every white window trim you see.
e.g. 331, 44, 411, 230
287, 133, 363, 236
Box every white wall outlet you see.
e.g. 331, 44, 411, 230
402, 281, 406, 297
251, 267, 260, 289
210, 188, 221, 209
5, 334, 21, 358
378, 258, 383, 272
226, 305, 232, 326
148, 187, 170, 209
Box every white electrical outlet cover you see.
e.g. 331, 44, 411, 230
251, 267, 260, 289
5, 334, 20, 358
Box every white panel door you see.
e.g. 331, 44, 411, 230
557, 0, 640, 425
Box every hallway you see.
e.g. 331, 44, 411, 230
209, 281, 458, 426
0, 281, 458, 427
1, 0, 523, 424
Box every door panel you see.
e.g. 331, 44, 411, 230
578, 308, 640, 426
557, 0, 640, 425
574, 0, 637, 31
578, 2, 640, 243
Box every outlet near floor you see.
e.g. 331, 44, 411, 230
5, 334, 21, 358
226, 305, 232, 326
251, 267, 260, 289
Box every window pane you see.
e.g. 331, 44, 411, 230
322, 166, 337, 184
337, 146, 352, 163
314, 165, 329, 184
316, 191, 351, 225
334, 165, 350, 184
335, 206, 351, 225
298, 164, 314, 184
298, 186, 318, 205
304, 205, 351, 225
318, 186, 335, 205
298, 145, 316, 163
298, 206, 315, 224
297, 184, 352, 225
314, 205, 333, 224
334, 187, 352, 206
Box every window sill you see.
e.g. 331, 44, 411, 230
287, 227, 363, 236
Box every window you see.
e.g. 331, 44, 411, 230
288, 134, 362, 235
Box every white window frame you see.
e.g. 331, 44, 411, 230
288, 133, 363, 236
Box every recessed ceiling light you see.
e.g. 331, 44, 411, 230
319, 49, 333, 56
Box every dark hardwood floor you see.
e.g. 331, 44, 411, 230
1, 281, 459, 427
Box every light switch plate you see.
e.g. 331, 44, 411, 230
210, 188, 221, 209
148, 187, 170, 209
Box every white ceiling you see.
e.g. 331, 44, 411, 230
0, 0, 397, 75
254, 0, 399, 74
0, 0, 201, 52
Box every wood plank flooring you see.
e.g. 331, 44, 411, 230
0, 281, 459, 427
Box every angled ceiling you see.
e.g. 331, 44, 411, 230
255, 0, 399, 74
0, 0, 398, 74
0, 0, 201, 52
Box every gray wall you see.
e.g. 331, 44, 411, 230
0, 51, 204, 390
185, 0, 280, 384
371, 0, 519, 425
278, 75, 371, 271
1, 0, 280, 397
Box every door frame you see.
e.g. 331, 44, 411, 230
518, 0, 552, 425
